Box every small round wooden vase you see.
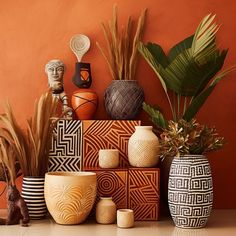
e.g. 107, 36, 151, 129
71, 89, 98, 120
96, 197, 116, 224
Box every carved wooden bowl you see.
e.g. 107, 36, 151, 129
44, 171, 97, 225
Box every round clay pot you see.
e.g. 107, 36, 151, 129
104, 80, 144, 120
98, 149, 119, 169
96, 197, 116, 224
44, 171, 97, 225
128, 126, 160, 167
71, 89, 98, 120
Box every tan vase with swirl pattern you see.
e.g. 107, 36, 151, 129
44, 171, 96, 225
128, 126, 160, 167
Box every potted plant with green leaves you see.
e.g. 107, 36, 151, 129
97, 5, 147, 119
0, 90, 60, 220
138, 14, 235, 228
160, 119, 224, 228
139, 14, 235, 128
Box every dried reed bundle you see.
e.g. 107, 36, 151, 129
26, 91, 58, 176
97, 5, 147, 80
0, 137, 17, 185
0, 90, 59, 177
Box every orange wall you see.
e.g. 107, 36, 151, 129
0, 0, 236, 208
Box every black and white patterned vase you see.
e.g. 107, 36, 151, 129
168, 155, 213, 229
21, 176, 47, 219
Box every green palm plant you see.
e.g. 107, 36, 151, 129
138, 14, 236, 130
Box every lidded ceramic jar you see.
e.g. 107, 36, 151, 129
96, 197, 116, 224
128, 126, 160, 167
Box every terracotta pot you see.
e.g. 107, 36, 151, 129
168, 155, 213, 228
44, 171, 97, 225
96, 197, 116, 224
104, 80, 144, 120
71, 89, 98, 120
128, 126, 160, 167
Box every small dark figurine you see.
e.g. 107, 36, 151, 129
0, 185, 29, 226
0, 137, 30, 226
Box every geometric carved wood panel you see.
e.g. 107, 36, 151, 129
91, 168, 160, 221
89, 169, 128, 217
49, 120, 82, 172
128, 168, 160, 220
82, 120, 141, 169
96, 170, 128, 209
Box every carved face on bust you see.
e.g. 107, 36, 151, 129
45, 59, 65, 92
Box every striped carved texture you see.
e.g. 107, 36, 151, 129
45, 183, 96, 224
92, 168, 160, 221
49, 120, 82, 172
83, 120, 141, 169
128, 169, 160, 220
168, 155, 213, 229
90, 170, 127, 217
21, 177, 47, 219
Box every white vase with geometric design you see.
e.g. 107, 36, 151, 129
168, 155, 213, 229
128, 126, 160, 167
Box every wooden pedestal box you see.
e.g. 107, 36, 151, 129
82, 120, 141, 169
49, 120, 82, 172
91, 168, 160, 221
128, 168, 160, 220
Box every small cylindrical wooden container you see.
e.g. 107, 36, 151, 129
98, 149, 119, 168
117, 209, 134, 228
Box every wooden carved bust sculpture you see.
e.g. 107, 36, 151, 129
45, 59, 73, 119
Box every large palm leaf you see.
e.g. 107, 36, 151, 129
142, 102, 168, 129
138, 13, 235, 124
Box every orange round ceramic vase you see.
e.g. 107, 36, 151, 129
71, 89, 98, 120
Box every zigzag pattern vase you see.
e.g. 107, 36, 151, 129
168, 155, 213, 228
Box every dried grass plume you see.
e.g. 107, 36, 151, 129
96, 5, 147, 80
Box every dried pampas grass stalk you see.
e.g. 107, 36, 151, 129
0, 90, 59, 177
26, 91, 58, 176
97, 5, 147, 80
129, 8, 147, 80
0, 138, 17, 186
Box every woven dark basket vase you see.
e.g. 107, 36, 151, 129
104, 80, 144, 120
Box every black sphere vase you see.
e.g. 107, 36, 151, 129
72, 62, 92, 88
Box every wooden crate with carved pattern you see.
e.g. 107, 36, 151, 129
82, 120, 141, 169
88, 167, 160, 221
